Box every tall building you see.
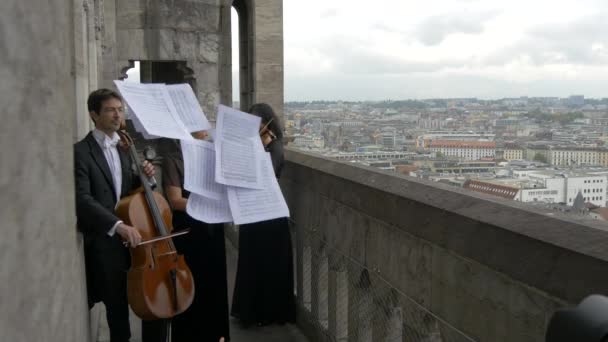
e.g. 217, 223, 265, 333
568, 95, 585, 106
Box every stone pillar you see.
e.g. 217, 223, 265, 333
0, 1, 89, 341
100, 0, 118, 89
328, 260, 349, 341
252, 0, 284, 118
349, 270, 373, 342
297, 228, 312, 311
385, 307, 404, 342
311, 250, 329, 329
355, 295, 373, 342
73, 0, 90, 140
219, 0, 234, 107
74, 0, 97, 141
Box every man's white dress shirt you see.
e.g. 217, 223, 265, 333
92, 129, 123, 236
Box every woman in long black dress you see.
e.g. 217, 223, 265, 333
161, 132, 230, 341
231, 103, 296, 327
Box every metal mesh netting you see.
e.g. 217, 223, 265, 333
293, 223, 477, 342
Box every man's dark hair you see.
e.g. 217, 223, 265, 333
249, 103, 283, 139
87, 88, 122, 114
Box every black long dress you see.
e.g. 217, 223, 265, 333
163, 153, 230, 342
231, 139, 296, 326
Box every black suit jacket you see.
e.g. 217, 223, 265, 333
74, 132, 140, 306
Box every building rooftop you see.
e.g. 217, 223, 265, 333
430, 140, 497, 148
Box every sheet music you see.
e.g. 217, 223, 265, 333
114, 80, 193, 140
130, 116, 160, 140
166, 84, 211, 132
125, 103, 159, 139
227, 151, 290, 225
181, 139, 226, 200
207, 128, 216, 142
186, 192, 232, 224
214, 105, 263, 189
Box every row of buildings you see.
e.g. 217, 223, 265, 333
429, 141, 608, 167
463, 170, 608, 207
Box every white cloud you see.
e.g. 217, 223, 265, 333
415, 10, 500, 46
281, 0, 608, 100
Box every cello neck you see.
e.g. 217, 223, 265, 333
120, 130, 170, 237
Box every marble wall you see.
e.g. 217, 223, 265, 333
0, 1, 89, 341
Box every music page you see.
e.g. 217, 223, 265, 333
114, 80, 193, 140
181, 139, 226, 200
214, 105, 263, 189
129, 113, 160, 139
166, 84, 211, 132
227, 151, 290, 225
186, 192, 232, 224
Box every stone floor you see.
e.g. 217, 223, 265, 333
94, 238, 309, 342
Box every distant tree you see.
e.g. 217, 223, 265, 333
533, 153, 547, 163
534, 130, 552, 140
556, 112, 583, 124
526, 108, 552, 122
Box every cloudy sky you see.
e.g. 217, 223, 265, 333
253, 0, 608, 101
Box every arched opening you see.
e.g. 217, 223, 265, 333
125, 61, 141, 83
121, 60, 195, 90
231, 6, 240, 109
232, 0, 253, 112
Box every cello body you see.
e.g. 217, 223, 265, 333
116, 191, 195, 320
115, 127, 195, 324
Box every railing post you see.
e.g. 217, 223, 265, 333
329, 256, 349, 341
311, 246, 329, 330
302, 244, 312, 311
385, 307, 404, 342
349, 269, 372, 342
296, 223, 311, 311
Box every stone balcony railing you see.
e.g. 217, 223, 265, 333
279, 148, 608, 342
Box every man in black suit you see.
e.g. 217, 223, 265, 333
74, 88, 155, 342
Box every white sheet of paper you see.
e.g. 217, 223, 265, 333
186, 192, 232, 224
166, 84, 211, 132
227, 152, 290, 225
180, 139, 226, 200
125, 103, 159, 139
130, 116, 160, 139
214, 105, 263, 189
207, 128, 216, 142
114, 80, 193, 140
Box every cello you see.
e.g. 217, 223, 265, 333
115, 126, 195, 340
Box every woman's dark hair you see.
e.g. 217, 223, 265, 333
87, 88, 122, 114
249, 103, 283, 140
